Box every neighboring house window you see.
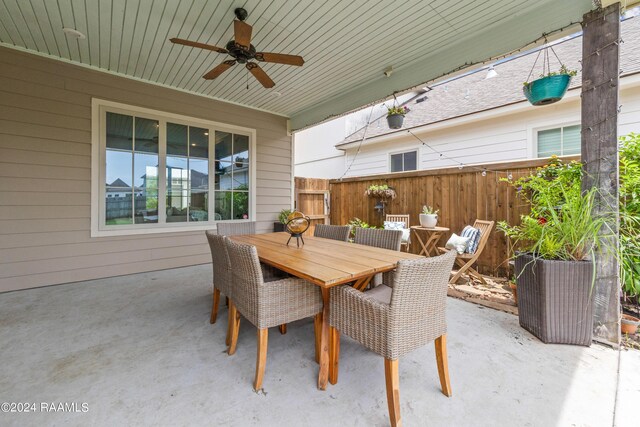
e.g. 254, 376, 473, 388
537, 124, 581, 157
93, 100, 255, 236
390, 151, 418, 172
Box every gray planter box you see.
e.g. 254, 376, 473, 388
515, 253, 594, 346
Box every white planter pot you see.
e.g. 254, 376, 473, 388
420, 213, 438, 228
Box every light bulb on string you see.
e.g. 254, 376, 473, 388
507, 173, 513, 180
481, 169, 487, 176
458, 164, 464, 170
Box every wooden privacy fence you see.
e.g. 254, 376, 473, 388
326, 157, 579, 277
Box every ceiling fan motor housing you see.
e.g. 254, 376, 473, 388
225, 40, 256, 63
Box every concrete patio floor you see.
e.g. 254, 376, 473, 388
0, 264, 637, 427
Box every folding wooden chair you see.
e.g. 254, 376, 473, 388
385, 214, 411, 252
439, 219, 494, 285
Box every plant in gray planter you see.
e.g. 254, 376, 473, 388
499, 157, 607, 346
386, 105, 409, 129
274, 208, 292, 232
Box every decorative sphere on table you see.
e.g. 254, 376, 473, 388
285, 211, 310, 247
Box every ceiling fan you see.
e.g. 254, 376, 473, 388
170, 8, 304, 88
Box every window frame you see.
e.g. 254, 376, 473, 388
532, 121, 581, 158
91, 98, 257, 237
389, 149, 419, 173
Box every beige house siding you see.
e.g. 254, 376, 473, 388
0, 47, 292, 292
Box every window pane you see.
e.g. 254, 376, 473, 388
232, 163, 249, 190
215, 192, 232, 220
135, 190, 158, 224
105, 189, 133, 225
404, 151, 417, 171
134, 153, 158, 188
190, 158, 209, 221
106, 150, 132, 188
215, 161, 233, 190
167, 123, 188, 156
189, 127, 209, 159
390, 153, 403, 172
233, 192, 249, 219
166, 157, 188, 222
190, 191, 208, 221
538, 128, 562, 157
233, 134, 249, 164
135, 117, 158, 154
563, 125, 581, 155
106, 112, 132, 150
215, 131, 232, 161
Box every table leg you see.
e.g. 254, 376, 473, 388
413, 229, 428, 256
424, 232, 442, 257
318, 288, 330, 390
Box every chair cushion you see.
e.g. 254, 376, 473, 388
383, 221, 405, 230
365, 284, 392, 304
385, 221, 410, 243
461, 225, 481, 254
445, 233, 471, 254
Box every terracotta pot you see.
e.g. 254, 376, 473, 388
509, 282, 518, 306
621, 314, 640, 335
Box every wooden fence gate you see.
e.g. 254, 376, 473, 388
294, 177, 330, 231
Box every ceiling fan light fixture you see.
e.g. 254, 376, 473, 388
62, 27, 86, 40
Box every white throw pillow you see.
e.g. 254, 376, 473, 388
445, 233, 471, 254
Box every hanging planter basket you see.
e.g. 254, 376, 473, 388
523, 43, 576, 107
523, 74, 572, 106
387, 114, 405, 129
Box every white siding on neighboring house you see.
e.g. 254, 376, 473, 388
342, 79, 640, 176
294, 116, 345, 179
0, 47, 292, 292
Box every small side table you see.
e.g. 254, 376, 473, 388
410, 226, 450, 257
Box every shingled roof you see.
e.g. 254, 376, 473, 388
338, 16, 640, 147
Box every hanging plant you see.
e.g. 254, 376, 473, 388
386, 105, 409, 129
365, 184, 397, 200
523, 44, 577, 106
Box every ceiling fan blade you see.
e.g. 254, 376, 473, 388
234, 20, 252, 48
170, 38, 227, 54
203, 60, 236, 80
246, 63, 275, 88
255, 52, 304, 66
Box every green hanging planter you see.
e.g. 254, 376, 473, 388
523, 74, 572, 106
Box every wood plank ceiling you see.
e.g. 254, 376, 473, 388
0, 0, 595, 130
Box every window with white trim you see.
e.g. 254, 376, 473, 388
93, 100, 255, 236
537, 124, 581, 157
390, 150, 417, 172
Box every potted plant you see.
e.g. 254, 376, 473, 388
364, 184, 396, 200
419, 205, 439, 228
274, 208, 292, 232
386, 105, 409, 129
523, 64, 577, 106
621, 314, 640, 335
347, 217, 378, 241
498, 157, 607, 346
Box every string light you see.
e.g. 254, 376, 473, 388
482, 169, 487, 176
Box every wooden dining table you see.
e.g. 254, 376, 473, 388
227, 232, 423, 390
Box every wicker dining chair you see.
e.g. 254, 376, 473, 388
215, 221, 288, 333
354, 227, 403, 251
225, 239, 323, 391
205, 231, 232, 324
313, 224, 351, 242
329, 250, 457, 427
354, 228, 403, 290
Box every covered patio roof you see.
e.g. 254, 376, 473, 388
0, 0, 597, 131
